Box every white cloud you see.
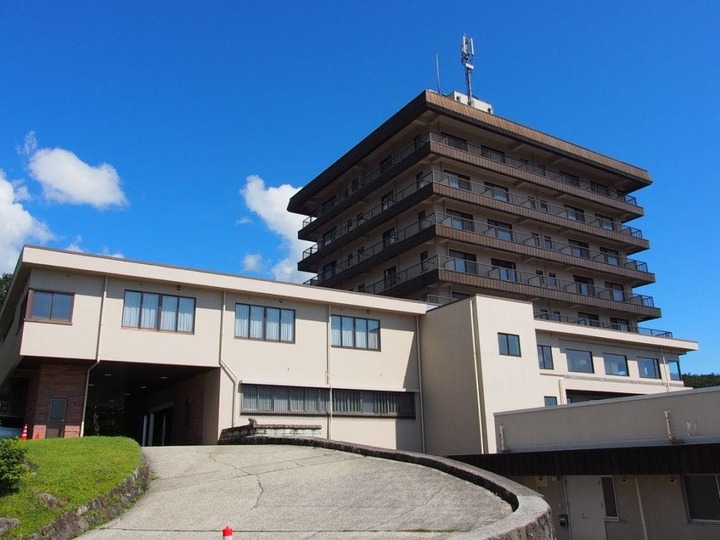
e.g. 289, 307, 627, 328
235, 216, 253, 225
66, 235, 85, 252
242, 253, 263, 272
101, 247, 124, 258
240, 174, 312, 283
0, 170, 53, 273
25, 133, 127, 209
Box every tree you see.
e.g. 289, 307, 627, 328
682, 373, 720, 389
0, 273, 11, 311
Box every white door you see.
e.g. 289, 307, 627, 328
566, 476, 607, 540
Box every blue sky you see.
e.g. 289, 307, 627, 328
1, 1, 718, 374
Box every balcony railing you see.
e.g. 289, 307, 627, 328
301, 130, 642, 228
432, 132, 639, 206
346, 255, 655, 310
304, 210, 651, 286
304, 169, 647, 264
534, 314, 673, 338
302, 134, 431, 228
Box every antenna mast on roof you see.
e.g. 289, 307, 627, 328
461, 35, 475, 106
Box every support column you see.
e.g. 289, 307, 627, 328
25, 363, 88, 438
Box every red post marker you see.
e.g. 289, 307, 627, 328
20, 424, 28, 441
222, 526, 233, 539
34, 432, 41, 440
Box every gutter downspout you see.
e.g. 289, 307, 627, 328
218, 291, 238, 428
81, 276, 107, 437
469, 298, 487, 454
415, 315, 426, 453
326, 305, 332, 440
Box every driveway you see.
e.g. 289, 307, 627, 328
78, 444, 513, 539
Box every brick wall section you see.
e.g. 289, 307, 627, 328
25, 363, 87, 439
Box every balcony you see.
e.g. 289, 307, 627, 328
302, 134, 431, 228
431, 132, 640, 206
300, 130, 643, 230
303, 169, 651, 271
534, 313, 673, 338
355, 255, 659, 319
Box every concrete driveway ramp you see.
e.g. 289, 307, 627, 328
78, 443, 553, 539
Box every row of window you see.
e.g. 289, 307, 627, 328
593, 475, 720, 523
27, 290, 382, 351
241, 384, 415, 418
537, 345, 681, 379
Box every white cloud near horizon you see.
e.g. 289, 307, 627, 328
0, 170, 53, 273
240, 174, 312, 282
24, 132, 127, 209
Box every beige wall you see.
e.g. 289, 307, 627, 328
495, 387, 720, 451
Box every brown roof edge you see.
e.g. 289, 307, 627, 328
287, 91, 431, 213
425, 92, 652, 185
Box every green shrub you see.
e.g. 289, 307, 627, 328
0, 438, 29, 494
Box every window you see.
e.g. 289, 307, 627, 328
322, 227, 336, 247
569, 239, 590, 259
442, 133, 468, 151
638, 357, 660, 379
610, 317, 630, 331
591, 183, 611, 197
331, 315, 380, 350
537, 308, 549, 319
449, 250, 478, 274
574, 275, 595, 296
28, 290, 74, 322
498, 333, 521, 356
543, 235, 553, 249
529, 197, 549, 212
537, 345, 554, 369
381, 191, 394, 210
235, 304, 295, 343
567, 349, 593, 373
383, 266, 397, 288
565, 205, 586, 223
321, 196, 336, 213
596, 214, 615, 231
417, 210, 427, 228
667, 359, 682, 381
356, 212, 365, 226
601, 476, 619, 519
379, 156, 392, 173
488, 219, 513, 241
600, 247, 620, 266
122, 291, 195, 333
535, 270, 545, 285
447, 209, 474, 232
481, 146, 506, 163
605, 282, 625, 302
420, 251, 429, 272
552, 310, 562, 321
547, 273, 558, 288
322, 261, 337, 281
604, 353, 628, 376
485, 182, 509, 202
491, 258, 517, 282
242, 384, 329, 414
544, 396, 558, 407
578, 312, 600, 327
685, 475, 720, 521
446, 170, 471, 191
560, 171, 581, 187
357, 283, 366, 293
333, 389, 415, 418
382, 228, 396, 247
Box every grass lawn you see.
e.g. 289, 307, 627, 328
0, 436, 142, 539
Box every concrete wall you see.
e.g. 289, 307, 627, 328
495, 387, 720, 451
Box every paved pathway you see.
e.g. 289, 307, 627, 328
78, 444, 512, 539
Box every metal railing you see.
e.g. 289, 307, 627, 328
303, 170, 646, 261
346, 255, 655, 309
534, 314, 673, 338
301, 130, 641, 228
432, 132, 639, 206
304, 211, 651, 286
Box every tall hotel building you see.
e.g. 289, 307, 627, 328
289, 90, 659, 335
